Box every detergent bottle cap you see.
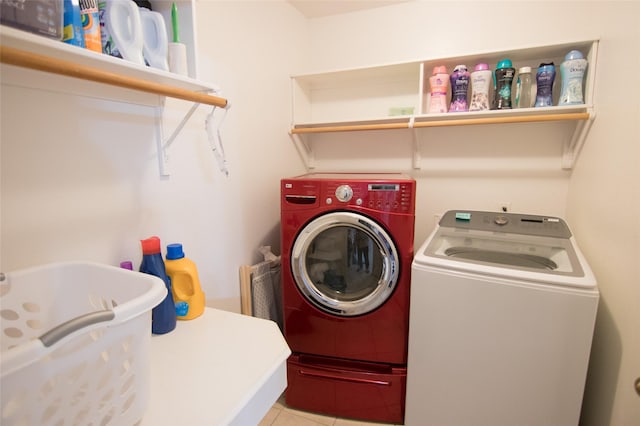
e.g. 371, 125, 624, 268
432, 65, 447, 75
166, 243, 185, 260
141, 236, 161, 255
474, 63, 489, 71
453, 64, 468, 73
564, 50, 584, 61
496, 59, 513, 69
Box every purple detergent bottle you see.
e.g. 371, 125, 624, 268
449, 65, 470, 112
534, 62, 556, 107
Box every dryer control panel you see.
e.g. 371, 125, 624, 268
282, 173, 415, 214
439, 210, 572, 238
324, 180, 414, 213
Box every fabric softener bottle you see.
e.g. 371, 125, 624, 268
535, 62, 556, 107
559, 50, 588, 105
165, 243, 206, 320
469, 63, 492, 111
515, 66, 534, 108
428, 66, 449, 113
140, 236, 176, 334
449, 65, 470, 112
493, 59, 515, 109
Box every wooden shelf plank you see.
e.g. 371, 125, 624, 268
291, 121, 409, 134
412, 112, 590, 128
0, 25, 227, 107
291, 110, 590, 134
0, 45, 227, 107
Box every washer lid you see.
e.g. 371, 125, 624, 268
414, 211, 597, 289
427, 228, 580, 272
437, 210, 573, 238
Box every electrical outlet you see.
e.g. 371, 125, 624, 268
499, 202, 511, 212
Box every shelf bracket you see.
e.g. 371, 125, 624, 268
290, 132, 315, 169
163, 102, 201, 151
156, 92, 229, 177
155, 102, 170, 177
154, 100, 201, 177
562, 109, 596, 169
409, 116, 422, 169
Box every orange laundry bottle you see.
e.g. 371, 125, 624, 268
165, 243, 205, 320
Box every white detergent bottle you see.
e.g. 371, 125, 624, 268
515, 66, 534, 108
105, 0, 145, 65
559, 50, 588, 105
140, 8, 169, 71
469, 63, 492, 111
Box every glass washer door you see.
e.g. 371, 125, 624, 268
291, 211, 399, 316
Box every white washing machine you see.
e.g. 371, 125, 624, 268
405, 210, 599, 426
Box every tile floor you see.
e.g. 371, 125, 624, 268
259, 394, 400, 426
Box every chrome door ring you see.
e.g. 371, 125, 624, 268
291, 212, 399, 316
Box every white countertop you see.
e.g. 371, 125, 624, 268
141, 308, 290, 426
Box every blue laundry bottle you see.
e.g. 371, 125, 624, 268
62, 0, 85, 47
534, 62, 556, 107
140, 236, 176, 334
559, 50, 588, 105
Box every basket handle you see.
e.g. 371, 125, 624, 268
39, 310, 115, 347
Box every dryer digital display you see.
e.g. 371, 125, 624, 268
369, 183, 400, 191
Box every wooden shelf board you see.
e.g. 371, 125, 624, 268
0, 25, 226, 107
291, 106, 591, 134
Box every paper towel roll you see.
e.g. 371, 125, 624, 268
168, 42, 188, 76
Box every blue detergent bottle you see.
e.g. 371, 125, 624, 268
62, 0, 85, 47
559, 50, 588, 105
535, 62, 556, 107
140, 236, 176, 334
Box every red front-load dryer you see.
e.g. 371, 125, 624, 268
281, 173, 415, 424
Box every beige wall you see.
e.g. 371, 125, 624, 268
0, 1, 308, 308
565, 7, 640, 423
303, 1, 640, 424
1, 1, 637, 424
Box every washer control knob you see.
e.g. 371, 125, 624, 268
335, 185, 353, 202
326, 197, 332, 205
494, 215, 509, 226
356, 198, 363, 206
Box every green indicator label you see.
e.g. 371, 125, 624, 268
455, 212, 471, 221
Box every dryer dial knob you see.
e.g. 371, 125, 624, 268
494, 215, 509, 226
335, 185, 353, 202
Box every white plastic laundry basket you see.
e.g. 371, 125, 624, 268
0, 261, 167, 426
